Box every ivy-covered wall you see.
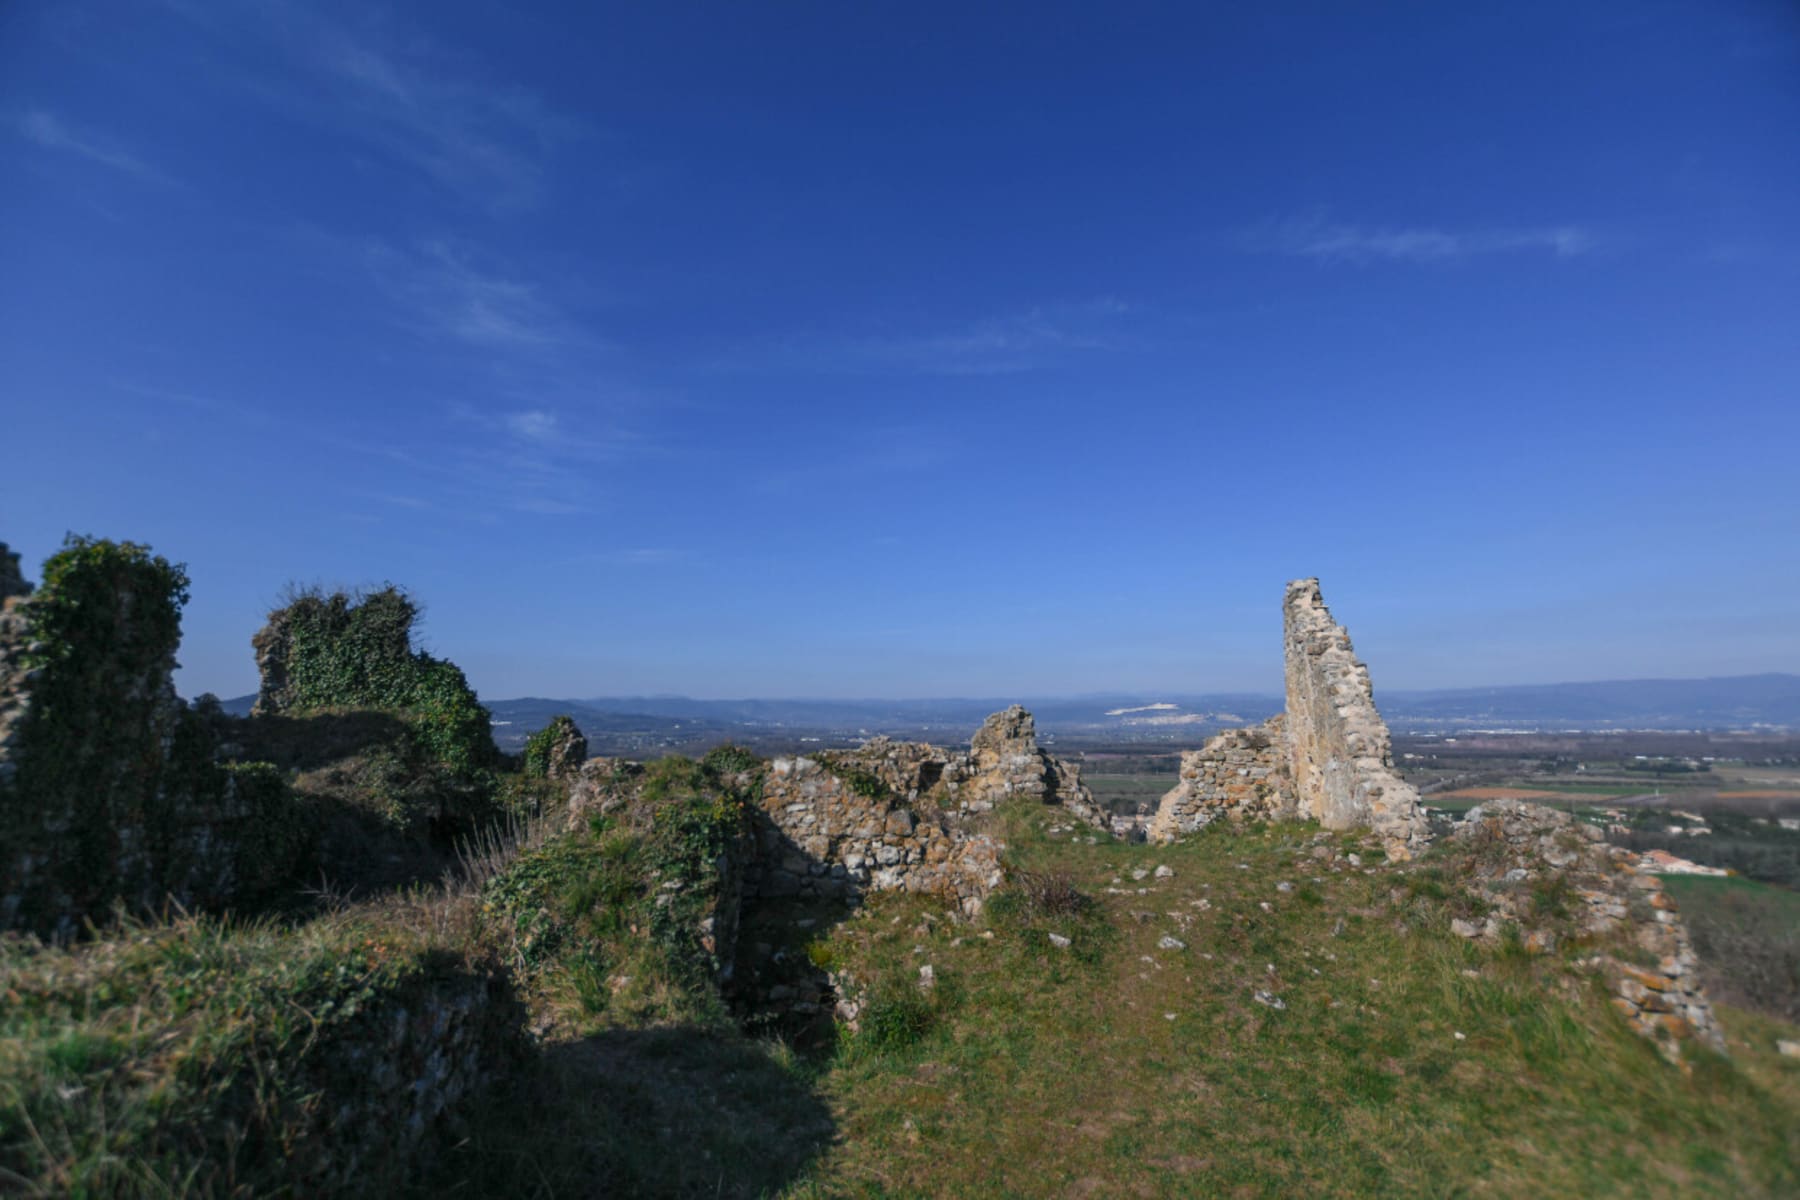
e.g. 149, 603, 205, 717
523, 713, 587, 779
0, 536, 313, 939
1, 909, 526, 1195
252, 587, 498, 773
483, 747, 759, 1024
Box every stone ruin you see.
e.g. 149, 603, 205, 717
4, 541, 1731, 1061
0, 544, 33, 788
1283, 578, 1430, 854
0, 543, 27, 603
1150, 578, 1428, 858
1146, 578, 1725, 1062
531, 715, 589, 780
568, 704, 1101, 919
1146, 717, 1293, 842
1452, 800, 1725, 1060
751, 754, 1005, 916
0, 540, 302, 938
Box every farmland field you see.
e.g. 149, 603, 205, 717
1082, 772, 1175, 817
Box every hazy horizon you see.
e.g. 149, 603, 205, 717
6, 1, 1797, 702
201, 670, 1800, 709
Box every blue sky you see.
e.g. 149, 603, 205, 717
4, 1, 1798, 700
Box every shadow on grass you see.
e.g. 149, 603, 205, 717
228, 709, 497, 907
417, 1025, 835, 1199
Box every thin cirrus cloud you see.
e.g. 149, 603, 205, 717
311, 29, 579, 211
749, 298, 1135, 376
160, 0, 578, 211
358, 238, 574, 350
1249, 216, 1596, 264
16, 110, 169, 183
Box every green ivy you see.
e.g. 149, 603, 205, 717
258, 586, 497, 774
1, 536, 317, 935
524, 714, 582, 778
481, 752, 762, 1016
3, 537, 192, 928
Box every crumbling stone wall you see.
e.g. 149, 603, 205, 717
1452, 800, 1725, 1061
1149, 578, 1425, 853
752, 753, 1004, 916
6, 917, 525, 1196
959, 704, 1107, 829
0, 537, 311, 939
283, 967, 525, 1193
565, 706, 1090, 925
742, 706, 1097, 915
524, 714, 587, 779
0, 543, 27, 602
1282, 578, 1428, 858
0, 545, 34, 787
1147, 715, 1295, 841
565, 755, 645, 829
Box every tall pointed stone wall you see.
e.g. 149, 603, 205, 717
1149, 578, 1427, 856
1282, 578, 1428, 858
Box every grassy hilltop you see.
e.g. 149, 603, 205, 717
3, 544, 1796, 1197
425, 799, 1800, 1199
6, 764, 1798, 1197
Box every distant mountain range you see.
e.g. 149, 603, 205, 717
220, 673, 1800, 751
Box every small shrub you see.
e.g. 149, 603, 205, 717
1528, 872, 1576, 921
837, 766, 888, 800
1406, 870, 1451, 902
1009, 868, 1094, 918
858, 985, 935, 1051
701, 743, 764, 777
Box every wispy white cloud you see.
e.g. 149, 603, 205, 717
309, 27, 579, 210
1248, 216, 1595, 264
748, 298, 1135, 376
504, 409, 560, 441
753, 424, 960, 494
429, 400, 645, 517
160, 1, 578, 210
16, 110, 168, 182
359, 238, 574, 349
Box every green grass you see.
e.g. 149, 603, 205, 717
1083, 772, 1177, 815
0, 894, 519, 1197
13, 793, 1797, 1198
1663, 874, 1800, 919
1540, 781, 1698, 796
1662, 875, 1800, 1023
418, 1026, 833, 1199
477, 753, 755, 1033
778, 805, 1800, 1198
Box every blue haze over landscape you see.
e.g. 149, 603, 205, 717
4, 1, 1798, 702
